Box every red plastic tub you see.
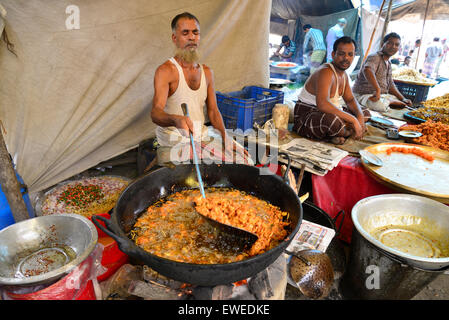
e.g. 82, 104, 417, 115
88, 212, 110, 238
97, 236, 129, 282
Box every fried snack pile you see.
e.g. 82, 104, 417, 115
408, 94, 449, 124
194, 190, 290, 256
409, 106, 449, 125
386, 146, 434, 162
400, 121, 449, 152
276, 62, 297, 67
423, 93, 449, 108
392, 67, 437, 85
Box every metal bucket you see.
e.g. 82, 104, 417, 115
340, 194, 449, 299
340, 228, 449, 300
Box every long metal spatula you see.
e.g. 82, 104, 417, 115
180, 103, 258, 251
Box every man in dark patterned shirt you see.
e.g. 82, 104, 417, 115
353, 32, 412, 112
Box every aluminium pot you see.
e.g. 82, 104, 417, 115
340, 194, 449, 300
92, 159, 302, 286
0, 214, 98, 286
350, 194, 449, 270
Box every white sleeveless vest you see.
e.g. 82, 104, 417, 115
155, 57, 209, 146
297, 63, 346, 110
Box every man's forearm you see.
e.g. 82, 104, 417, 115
281, 52, 293, 58
389, 84, 405, 101
345, 97, 364, 119
151, 108, 178, 127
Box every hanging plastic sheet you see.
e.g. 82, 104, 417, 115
0, 0, 271, 193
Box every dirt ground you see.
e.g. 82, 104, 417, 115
413, 274, 449, 300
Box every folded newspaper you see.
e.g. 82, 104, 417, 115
286, 219, 336, 253
279, 138, 348, 176
238, 128, 348, 175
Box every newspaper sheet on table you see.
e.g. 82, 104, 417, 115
286, 219, 336, 253
279, 138, 348, 176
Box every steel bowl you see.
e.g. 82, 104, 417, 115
352, 194, 449, 270
0, 214, 98, 286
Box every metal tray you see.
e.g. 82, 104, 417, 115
34, 175, 132, 217
403, 111, 426, 124
393, 78, 437, 87
270, 61, 299, 69
361, 143, 449, 203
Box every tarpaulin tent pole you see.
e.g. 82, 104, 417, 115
0, 7, 28, 223
0, 125, 30, 222
360, 1, 364, 59
362, 0, 386, 63
414, 0, 430, 70
381, 0, 393, 41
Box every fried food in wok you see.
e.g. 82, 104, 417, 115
194, 190, 290, 256
131, 188, 291, 264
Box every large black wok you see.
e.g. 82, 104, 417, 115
92, 158, 302, 286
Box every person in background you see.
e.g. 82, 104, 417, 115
410, 39, 421, 70
402, 41, 411, 57
274, 35, 297, 62
352, 32, 412, 112
326, 18, 347, 62
400, 56, 412, 67
151, 12, 249, 166
435, 38, 447, 78
291, 36, 370, 145
303, 24, 326, 74
423, 37, 443, 78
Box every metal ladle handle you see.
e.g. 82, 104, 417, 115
181, 103, 206, 198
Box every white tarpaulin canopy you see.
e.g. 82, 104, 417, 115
0, 0, 271, 193
389, 0, 449, 21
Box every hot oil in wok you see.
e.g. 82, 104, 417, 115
130, 188, 292, 264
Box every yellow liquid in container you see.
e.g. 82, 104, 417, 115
371, 224, 447, 258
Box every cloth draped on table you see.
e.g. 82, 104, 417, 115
312, 156, 395, 243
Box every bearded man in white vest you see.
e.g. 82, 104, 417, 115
151, 12, 250, 166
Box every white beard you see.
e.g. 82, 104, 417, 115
174, 47, 200, 64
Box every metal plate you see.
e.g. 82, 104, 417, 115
35, 175, 131, 217
398, 130, 423, 139
361, 143, 449, 203
270, 61, 299, 69
370, 116, 395, 127
269, 78, 292, 85
359, 150, 383, 166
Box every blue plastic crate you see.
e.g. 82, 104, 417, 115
216, 86, 284, 131
394, 80, 431, 105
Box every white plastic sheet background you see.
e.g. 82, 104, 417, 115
361, 7, 385, 57
0, 0, 271, 192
